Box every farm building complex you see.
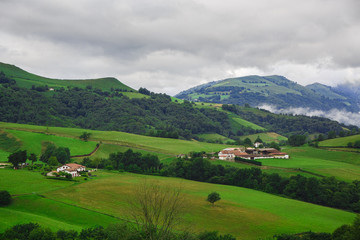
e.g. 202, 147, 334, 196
218, 147, 289, 161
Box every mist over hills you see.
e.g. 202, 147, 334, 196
176, 75, 360, 126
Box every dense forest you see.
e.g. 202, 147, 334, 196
0, 72, 353, 140
221, 104, 358, 136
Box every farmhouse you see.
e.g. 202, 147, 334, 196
56, 163, 86, 177
218, 147, 289, 161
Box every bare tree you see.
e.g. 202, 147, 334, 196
127, 179, 187, 240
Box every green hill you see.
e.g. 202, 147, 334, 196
0, 169, 356, 239
306, 83, 347, 100
319, 134, 360, 147
0, 62, 133, 91
176, 75, 359, 112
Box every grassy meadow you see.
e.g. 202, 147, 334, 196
0, 122, 231, 155
0, 168, 355, 239
258, 146, 360, 181
319, 134, 360, 147
240, 132, 288, 143
44, 171, 355, 239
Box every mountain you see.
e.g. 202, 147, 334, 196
176, 75, 360, 112
0, 62, 133, 91
0, 63, 353, 140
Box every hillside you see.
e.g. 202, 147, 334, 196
176, 75, 359, 112
0, 62, 355, 141
0, 62, 133, 91
0, 169, 356, 239
319, 134, 360, 147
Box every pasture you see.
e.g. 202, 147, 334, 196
0, 122, 231, 155
259, 146, 360, 181
319, 134, 360, 147
44, 171, 356, 239
240, 132, 288, 143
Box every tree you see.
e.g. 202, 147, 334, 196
207, 192, 221, 206
28, 153, 37, 165
255, 136, 263, 143
127, 180, 187, 240
8, 150, 27, 169
79, 132, 91, 142
243, 138, 252, 147
48, 156, 59, 167
0, 190, 11, 206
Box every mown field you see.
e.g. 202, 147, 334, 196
240, 132, 288, 143
0, 122, 231, 156
195, 133, 235, 143
319, 134, 360, 147
258, 146, 360, 181
0, 169, 356, 239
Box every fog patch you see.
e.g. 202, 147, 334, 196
258, 104, 360, 127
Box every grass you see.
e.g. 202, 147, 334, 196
0, 149, 11, 162
196, 133, 235, 143
229, 114, 266, 131
0, 194, 121, 232
211, 160, 318, 178
121, 92, 149, 99
240, 132, 288, 143
0, 122, 232, 155
0, 62, 132, 91
319, 134, 360, 147
258, 146, 360, 181
0, 168, 75, 195
88, 143, 175, 162
4, 129, 97, 156
44, 171, 356, 239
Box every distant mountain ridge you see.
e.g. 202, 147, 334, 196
176, 75, 360, 112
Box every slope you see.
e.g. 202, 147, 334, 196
0, 62, 133, 91
176, 75, 358, 112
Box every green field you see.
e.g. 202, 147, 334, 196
0, 62, 132, 91
240, 132, 288, 143
259, 146, 360, 181
44, 172, 355, 239
0, 122, 231, 155
3, 129, 97, 157
196, 133, 235, 143
319, 134, 360, 147
0, 169, 355, 239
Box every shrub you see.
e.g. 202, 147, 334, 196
0, 190, 11, 206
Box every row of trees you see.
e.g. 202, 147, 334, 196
81, 149, 161, 173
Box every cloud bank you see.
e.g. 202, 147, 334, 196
259, 104, 360, 127
0, 0, 360, 95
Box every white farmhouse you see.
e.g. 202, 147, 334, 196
57, 163, 86, 177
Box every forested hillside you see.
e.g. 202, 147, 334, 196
176, 75, 359, 112
0, 67, 354, 140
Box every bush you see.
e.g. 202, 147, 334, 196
235, 157, 262, 166
0, 190, 11, 206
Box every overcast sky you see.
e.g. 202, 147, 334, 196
0, 0, 359, 95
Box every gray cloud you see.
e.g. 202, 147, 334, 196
0, 0, 360, 95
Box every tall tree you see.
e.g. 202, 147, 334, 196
8, 150, 27, 169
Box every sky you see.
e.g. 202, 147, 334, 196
0, 0, 360, 96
